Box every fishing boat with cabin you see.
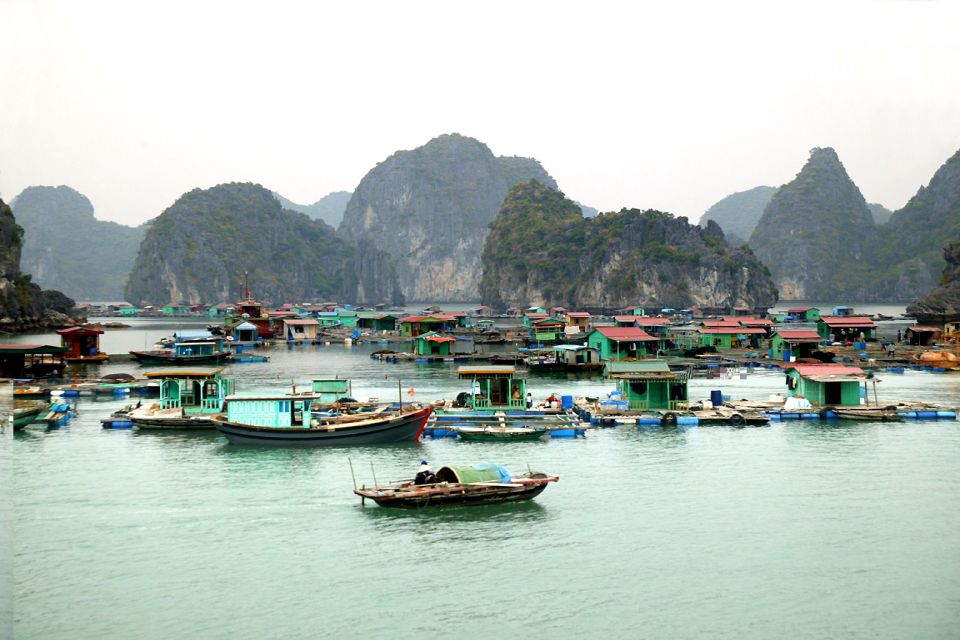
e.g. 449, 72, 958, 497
353, 463, 559, 508
128, 368, 234, 429
129, 331, 232, 365
213, 393, 433, 445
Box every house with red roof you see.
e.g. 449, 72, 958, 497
785, 306, 821, 322
771, 329, 822, 360
697, 326, 767, 349
586, 327, 664, 360
816, 316, 876, 341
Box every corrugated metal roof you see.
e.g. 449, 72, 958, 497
634, 317, 671, 326
566, 312, 591, 318
457, 365, 516, 377
775, 330, 822, 340
0, 344, 67, 355
907, 326, 941, 332
55, 326, 104, 335
698, 327, 767, 334
820, 316, 877, 327
786, 306, 815, 312
283, 319, 318, 326
786, 364, 865, 377
594, 327, 658, 341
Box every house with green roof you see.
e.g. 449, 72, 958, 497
605, 360, 688, 410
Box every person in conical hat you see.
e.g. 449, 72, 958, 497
414, 460, 436, 485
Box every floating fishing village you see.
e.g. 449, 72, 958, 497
6, 4, 960, 636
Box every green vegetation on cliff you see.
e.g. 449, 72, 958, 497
481, 181, 778, 311
907, 240, 960, 322
746, 147, 960, 301
12, 186, 146, 301
0, 198, 76, 328
700, 186, 776, 245
125, 183, 402, 306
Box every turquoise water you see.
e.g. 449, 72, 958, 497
8, 333, 960, 639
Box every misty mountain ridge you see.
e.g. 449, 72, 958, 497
273, 190, 352, 228
11, 185, 146, 301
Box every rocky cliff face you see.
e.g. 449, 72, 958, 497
749, 148, 878, 300
273, 191, 352, 228
11, 186, 145, 301
907, 241, 960, 322
0, 198, 77, 330
125, 183, 403, 306
338, 133, 558, 302
700, 186, 776, 245
480, 181, 778, 312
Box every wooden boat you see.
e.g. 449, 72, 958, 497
129, 349, 232, 365
453, 425, 549, 441
12, 404, 45, 430
214, 400, 433, 446
354, 464, 558, 508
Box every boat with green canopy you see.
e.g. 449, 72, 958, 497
353, 463, 558, 508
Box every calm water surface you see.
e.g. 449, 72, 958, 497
8, 323, 960, 639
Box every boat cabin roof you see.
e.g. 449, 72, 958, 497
143, 367, 224, 379
457, 365, 516, 378
605, 359, 683, 380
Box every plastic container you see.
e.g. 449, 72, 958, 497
936, 411, 956, 419
710, 390, 723, 406
676, 416, 699, 426
561, 395, 574, 410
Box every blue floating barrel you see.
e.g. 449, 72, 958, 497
918, 411, 938, 419
766, 412, 781, 420
710, 390, 723, 406
897, 411, 917, 419
561, 395, 573, 410
61, 390, 80, 397
801, 413, 821, 420
638, 417, 661, 425
780, 413, 800, 419
549, 428, 576, 438
936, 411, 956, 419
676, 416, 699, 426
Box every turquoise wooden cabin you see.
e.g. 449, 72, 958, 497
697, 327, 766, 349
336, 310, 359, 328
457, 366, 526, 410
225, 393, 318, 428
357, 312, 398, 332
414, 332, 456, 356
587, 327, 663, 360
770, 330, 821, 360
145, 368, 234, 414
784, 364, 865, 406
785, 306, 821, 322
817, 316, 876, 341
311, 378, 353, 404
605, 360, 688, 410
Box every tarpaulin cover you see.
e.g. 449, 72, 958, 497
437, 463, 511, 484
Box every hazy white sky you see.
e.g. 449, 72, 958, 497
2, 0, 958, 225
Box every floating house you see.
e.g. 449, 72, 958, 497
697, 326, 766, 349
315, 311, 341, 328
356, 312, 398, 332
666, 325, 699, 349
905, 326, 941, 346
565, 312, 591, 332
553, 344, 602, 369
414, 332, 457, 356
770, 329, 822, 360
283, 318, 319, 342
456, 366, 526, 410
0, 344, 66, 378
587, 327, 662, 360
785, 306, 821, 322
145, 367, 234, 413
522, 312, 549, 328
56, 326, 108, 362
230, 321, 260, 343
622, 306, 645, 316
335, 309, 359, 328
817, 316, 876, 341
633, 317, 672, 336
784, 364, 865, 406
832, 305, 855, 317
604, 360, 689, 410
729, 306, 753, 317
399, 315, 457, 337
531, 317, 566, 343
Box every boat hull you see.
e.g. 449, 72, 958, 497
132, 416, 218, 429
215, 406, 433, 446
129, 351, 232, 365
454, 427, 548, 441
355, 473, 557, 508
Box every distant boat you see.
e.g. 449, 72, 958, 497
453, 425, 549, 441
129, 349, 233, 365
214, 396, 433, 445
354, 463, 559, 508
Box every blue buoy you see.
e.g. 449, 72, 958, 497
936, 411, 956, 419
